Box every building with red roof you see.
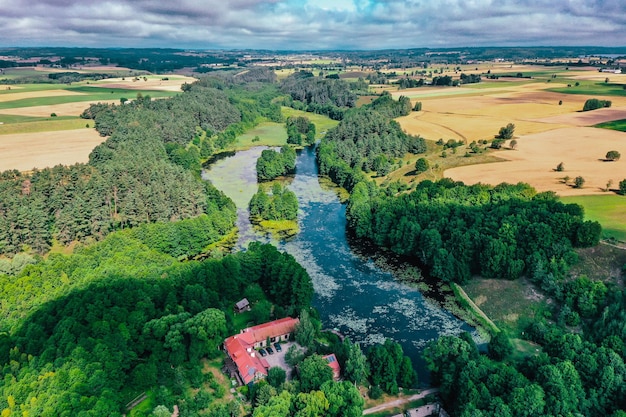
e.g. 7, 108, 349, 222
223, 317, 299, 385
323, 353, 341, 381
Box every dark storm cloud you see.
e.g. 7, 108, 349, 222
0, 0, 624, 49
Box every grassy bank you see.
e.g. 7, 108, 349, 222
561, 194, 626, 242
460, 277, 549, 338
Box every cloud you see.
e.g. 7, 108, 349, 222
0, 0, 624, 49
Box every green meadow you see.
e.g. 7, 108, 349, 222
549, 81, 626, 96
281, 107, 339, 136
595, 118, 626, 132
0, 86, 177, 110
561, 194, 626, 241
234, 122, 287, 149
0, 117, 91, 134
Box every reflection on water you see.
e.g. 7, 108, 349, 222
203, 145, 478, 385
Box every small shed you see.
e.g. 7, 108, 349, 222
234, 298, 250, 313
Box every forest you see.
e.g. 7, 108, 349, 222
256, 146, 297, 181
249, 184, 299, 222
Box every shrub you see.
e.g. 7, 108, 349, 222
50, 113, 57, 117
606, 150, 621, 161
496, 123, 515, 139
583, 98, 612, 111
415, 158, 430, 173
574, 176, 585, 188
491, 139, 505, 149
369, 385, 383, 400
556, 162, 564, 172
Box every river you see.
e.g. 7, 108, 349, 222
203, 145, 478, 384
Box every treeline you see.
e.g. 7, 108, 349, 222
280, 71, 358, 120
0, 237, 313, 416
317, 108, 426, 189
286, 116, 316, 145
347, 179, 601, 283
583, 98, 612, 111
368, 91, 413, 118
249, 184, 298, 222
256, 146, 297, 181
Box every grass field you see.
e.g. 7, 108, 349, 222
0, 117, 91, 134
234, 122, 287, 149
0, 87, 176, 110
595, 118, 626, 132
549, 82, 626, 96
282, 107, 339, 136
461, 277, 549, 337
561, 195, 626, 241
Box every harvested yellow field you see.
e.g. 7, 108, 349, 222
534, 107, 626, 126
445, 127, 626, 196
395, 71, 626, 196
89, 75, 196, 92
0, 129, 105, 172
0, 100, 119, 117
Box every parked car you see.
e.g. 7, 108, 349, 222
274, 342, 282, 352
266, 347, 274, 355
258, 348, 267, 357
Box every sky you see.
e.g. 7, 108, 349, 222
1, 0, 625, 50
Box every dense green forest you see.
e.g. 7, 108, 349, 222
256, 146, 297, 181
286, 116, 316, 146
0, 77, 285, 256
347, 179, 600, 283
0, 238, 313, 416
279, 71, 359, 120
249, 184, 299, 222
317, 106, 426, 187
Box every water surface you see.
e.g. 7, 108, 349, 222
203, 145, 477, 384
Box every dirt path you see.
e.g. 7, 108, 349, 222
363, 388, 439, 415
453, 283, 499, 334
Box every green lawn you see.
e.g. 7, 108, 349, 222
234, 122, 287, 149
281, 107, 339, 137
0, 87, 176, 109
595, 118, 626, 132
461, 277, 549, 338
127, 391, 154, 417
232, 310, 255, 331
0, 117, 92, 134
561, 195, 626, 241
549, 82, 626, 97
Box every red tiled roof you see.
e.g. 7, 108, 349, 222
224, 335, 267, 384
239, 317, 299, 344
324, 354, 341, 380
224, 317, 300, 385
